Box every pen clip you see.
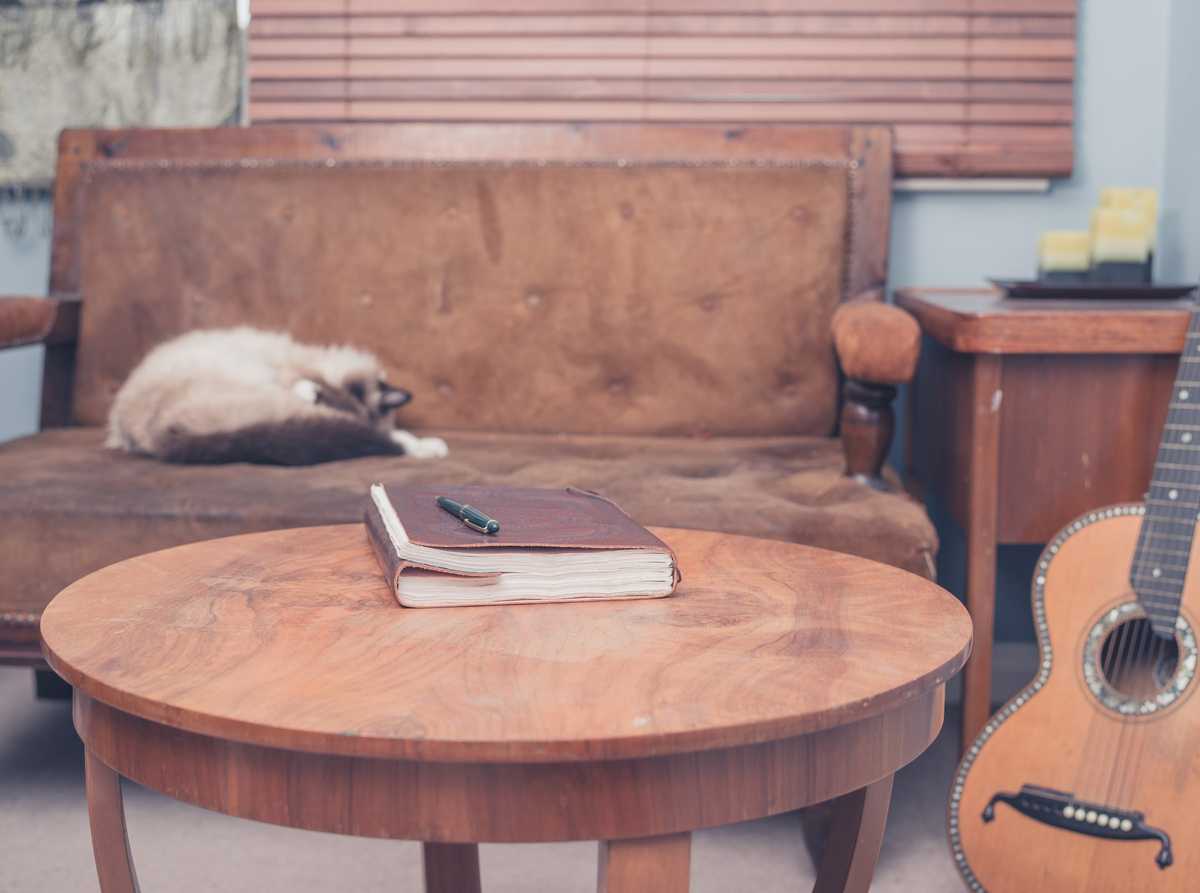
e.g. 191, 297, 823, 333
463, 517, 491, 533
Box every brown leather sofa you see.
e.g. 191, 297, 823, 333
0, 123, 935, 666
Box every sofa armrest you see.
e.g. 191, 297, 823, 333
832, 296, 920, 387
0, 295, 81, 351
831, 296, 921, 490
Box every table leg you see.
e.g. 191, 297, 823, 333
598, 832, 691, 893
812, 774, 894, 893
423, 842, 481, 893
85, 749, 140, 893
961, 354, 1002, 750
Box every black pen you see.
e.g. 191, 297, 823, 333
436, 496, 500, 535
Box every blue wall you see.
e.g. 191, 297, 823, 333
0, 204, 50, 442
890, 1, 1173, 289
1161, 0, 1200, 284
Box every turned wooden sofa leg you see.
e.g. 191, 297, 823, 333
840, 378, 897, 491
423, 842, 481, 893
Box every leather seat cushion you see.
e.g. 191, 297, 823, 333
0, 428, 937, 619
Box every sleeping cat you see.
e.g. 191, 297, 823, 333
106, 327, 448, 465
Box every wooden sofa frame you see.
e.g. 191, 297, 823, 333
1, 122, 901, 668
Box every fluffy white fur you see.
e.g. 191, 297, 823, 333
107, 327, 448, 461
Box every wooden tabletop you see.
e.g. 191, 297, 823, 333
896, 287, 1195, 354
41, 525, 970, 764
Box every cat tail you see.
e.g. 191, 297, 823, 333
156, 416, 405, 466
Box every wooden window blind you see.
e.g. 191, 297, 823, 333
247, 0, 1076, 178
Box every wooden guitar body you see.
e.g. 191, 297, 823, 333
950, 504, 1200, 891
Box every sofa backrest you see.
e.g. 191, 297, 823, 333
54, 124, 892, 437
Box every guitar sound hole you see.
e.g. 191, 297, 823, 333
1083, 603, 1197, 715
1099, 618, 1180, 698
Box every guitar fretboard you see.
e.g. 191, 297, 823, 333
1131, 307, 1200, 638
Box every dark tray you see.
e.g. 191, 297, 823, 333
989, 278, 1198, 301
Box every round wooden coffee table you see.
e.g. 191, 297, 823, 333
41, 525, 970, 893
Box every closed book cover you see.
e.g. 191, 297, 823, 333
364, 484, 679, 607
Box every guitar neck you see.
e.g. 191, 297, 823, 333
1131, 306, 1200, 637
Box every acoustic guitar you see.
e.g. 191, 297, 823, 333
949, 313, 1200, 890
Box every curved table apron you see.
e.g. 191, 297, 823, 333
42, 525, 972, 893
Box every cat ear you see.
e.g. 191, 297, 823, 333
379, 385, 412, 410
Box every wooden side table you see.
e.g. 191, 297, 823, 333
897, 287, 1192, 748
41, 525, 970, 893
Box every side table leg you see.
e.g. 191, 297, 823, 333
962, 353, 1002, 750
85, 749, 141, 893
423, 842, 481, 893
598, 832, 691, 893
812, 774, 894, 893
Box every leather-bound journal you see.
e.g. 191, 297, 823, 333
365, 483, 680, 607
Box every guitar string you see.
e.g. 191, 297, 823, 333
1120, 338, 1200, 805
1114, 633, 1166, 811
1112, 520, 1189, 807
1088, 498, 1165, 803
1104, 440, 1184, 805
1002, 320, 1198, 811
1081, 513, 1152, 802
1093, 578, 1149, 804
1076, 354, 1167, 804
1104, 323, 1200, 810
1086, 594, 1142, 803
1103, 614, 1147, 804
1106, 544, 1167, 809
1080, 606, 1134, 800
1110, 604, 1171, 811
1075, 616, 1133, 800
1117, 580, 1179, 810
1104, 610, 1154, 807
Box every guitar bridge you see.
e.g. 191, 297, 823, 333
982, 784, 1172, 869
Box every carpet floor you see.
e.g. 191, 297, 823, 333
0, 667, 965, 892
